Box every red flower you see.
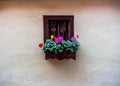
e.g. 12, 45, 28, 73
38, 43, 43, 48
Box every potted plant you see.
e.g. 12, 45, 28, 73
38, 35, 80, 60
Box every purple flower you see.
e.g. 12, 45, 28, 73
76, 34, 80, 38
55, 36, 64, 43
55, 38, 59, 43
71, 36, 76, 41
58, 36, 63, 41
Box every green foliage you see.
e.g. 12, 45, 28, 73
43, 39, 80, 54
61, 40, 80, 52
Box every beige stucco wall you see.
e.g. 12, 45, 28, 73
0, 0, 120, 86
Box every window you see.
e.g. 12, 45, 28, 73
43, 15, 74, 42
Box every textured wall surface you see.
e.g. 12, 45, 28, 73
0, 0, 120, 86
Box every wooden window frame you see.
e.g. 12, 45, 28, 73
43, 15, 74, 42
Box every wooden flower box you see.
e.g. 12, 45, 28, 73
45, 51, 76, 60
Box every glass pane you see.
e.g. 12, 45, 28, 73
49, 21, 57, 38
49, 20, 69, 40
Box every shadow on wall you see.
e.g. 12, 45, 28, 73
0, 0, 120, 10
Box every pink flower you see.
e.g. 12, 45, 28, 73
71, 34, 80, 41
55, 38, 59, 43
54, 36, 64, 43
76, 34, 80, 38
71, 36, 76, 41
58, 36, 63, 41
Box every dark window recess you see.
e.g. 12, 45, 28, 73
49, 20, 69, 40
43, 15, 74, 42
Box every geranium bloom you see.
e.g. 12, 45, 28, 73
55, 36, 63, 43
55, 38, 59, 43
58, 36, 63, 41
76, 34, 80, 38
71, 36, 76, 41
38, 43, 43, 47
